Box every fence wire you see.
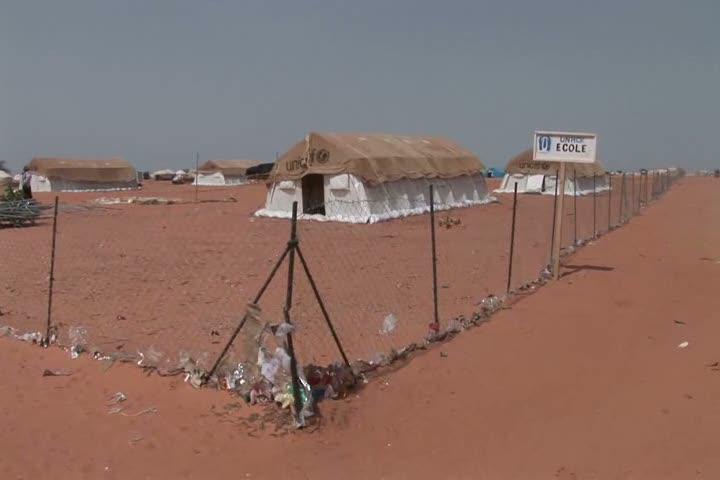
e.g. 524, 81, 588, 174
0, 169, 682, 384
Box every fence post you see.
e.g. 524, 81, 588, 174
193, 152, 200, 203
592, 174, 597, 237
630, 172, 636, 215
429, 185, 439, 330
607, 173, 612, 230
283, 202, 305, 427
619, 173, 626, 222
506, 183, 518, 294
573, 169, 578, 245
43, 196, 59, 346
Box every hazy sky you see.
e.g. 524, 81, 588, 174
1, 0, 718, 172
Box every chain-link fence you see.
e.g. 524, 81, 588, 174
0, 168, 683, 419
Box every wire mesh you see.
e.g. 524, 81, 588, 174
0, 170, 683, 383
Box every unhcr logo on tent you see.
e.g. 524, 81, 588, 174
285, 149, 331, 172
537, 135, 551, 153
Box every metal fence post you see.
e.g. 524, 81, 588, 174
592, 175, 597, 237
43, 196, 59, 346
429, 185, 439, 330
506, 183, 518, 294
549, 169, 559, 264
619, 173, 626, 222
283, 202, 305, 426
573, 169, 578, 245
607, 173, 612, 230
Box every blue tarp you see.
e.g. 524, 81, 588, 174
484, 167, 506, 178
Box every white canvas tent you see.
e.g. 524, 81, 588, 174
495, 149, 609, 196
26, 157, 139, 192
193, 159, 262, 186
256, 132, 495, 223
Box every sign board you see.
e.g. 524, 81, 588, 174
533, 131, 597, 164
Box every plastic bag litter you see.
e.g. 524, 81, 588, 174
225, 362, 253, 391
278, 373, 314, 427
369, 352, 388, 366
480, 295, 501, 311
19, 332, 42, 344
108, 392, 127, 405
0, 325, 16, 337
137, 346, 163, 368
259, 347, 291, 384
274, 322, 295, 337
444, 319, 463, 335
380, 314, 398, 335
69, 326, 88, 359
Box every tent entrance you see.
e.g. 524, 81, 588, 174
302, 174, 326, 215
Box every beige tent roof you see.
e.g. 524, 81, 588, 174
269, 132, 485, 185
27, 157, 137, 183
505, 149, 605, 177
198, 159, 262, 176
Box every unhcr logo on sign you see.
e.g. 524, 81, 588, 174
537, 135, 551, 152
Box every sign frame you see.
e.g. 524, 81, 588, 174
533, 130, 598, 165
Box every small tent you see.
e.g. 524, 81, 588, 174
26, 157, 138, 192
495, 149, 609, 196
194, 159, 262, 186
150, 169, 176, 181
255, 132, 495, 223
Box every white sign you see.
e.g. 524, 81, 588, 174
533, 131, 597, 164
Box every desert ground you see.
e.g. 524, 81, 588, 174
1, 176, 633, 371
2, 175, 715, 479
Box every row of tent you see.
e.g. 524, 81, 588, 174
7, 133, 684, 224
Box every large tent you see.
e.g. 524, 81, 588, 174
26, 157, 138, 192
194, 159, 262, 186
255, 132, 495, 223
495, 149, 609, 196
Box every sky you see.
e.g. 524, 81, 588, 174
1, 0, 718, 172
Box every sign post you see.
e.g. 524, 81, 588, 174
533, 131, 598, 280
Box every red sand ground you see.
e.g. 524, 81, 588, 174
0, 176, 635, 372
0, 176, 717, 479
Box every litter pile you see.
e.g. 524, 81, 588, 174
0, 199, 45, 227
218, 303, 354, 427
92, 197, 180, 206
